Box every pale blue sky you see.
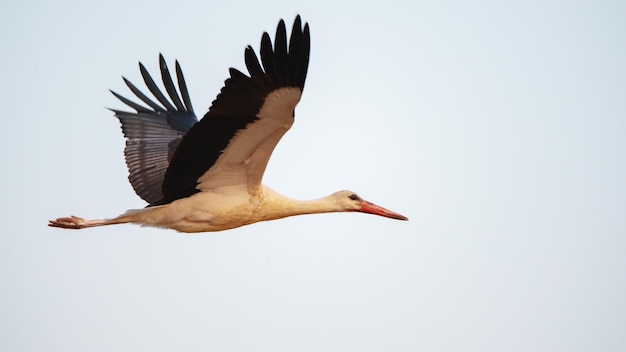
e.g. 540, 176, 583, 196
1, 0, 625, 351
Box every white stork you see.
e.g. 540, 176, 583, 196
49, 16, 408, 233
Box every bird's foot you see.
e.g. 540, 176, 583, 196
48, 215, 88, 229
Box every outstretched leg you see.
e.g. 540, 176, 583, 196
48, 215, 130, 229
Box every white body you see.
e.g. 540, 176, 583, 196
121, 186, 329, 232
48, 19, 408, 233
57, 187, 370, 233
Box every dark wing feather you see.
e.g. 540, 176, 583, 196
122, 77, 165, 112
159, 56, 186, 111
273, 20, 288, 80
176, 61, 195, 114
156, 16, 310, 206
110, 56, 197, 204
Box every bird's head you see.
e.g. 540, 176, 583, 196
331, 190, 408, 221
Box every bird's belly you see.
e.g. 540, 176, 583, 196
164, 191, 258, 233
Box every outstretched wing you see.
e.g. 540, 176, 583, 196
154, 16, 310, 206
110, 54, 197, 204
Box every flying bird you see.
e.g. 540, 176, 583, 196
49, 16, 408, 233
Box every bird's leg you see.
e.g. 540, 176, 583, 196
48, 215, 128, 230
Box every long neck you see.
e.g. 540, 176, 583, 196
255, 188, 341, 222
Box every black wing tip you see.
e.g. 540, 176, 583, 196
257, 16, 310, 85
277, 18, 287, 32
206, 15, 311, 116
138, 61, 148, 74
289, 15, 307, 33
112, 55, 197, 114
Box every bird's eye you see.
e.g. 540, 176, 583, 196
348, 194, 360, 201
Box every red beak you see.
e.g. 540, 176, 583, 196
358, 200, 408, 221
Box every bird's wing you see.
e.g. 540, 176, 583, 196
155, 16, 310, 205
110, 54, 197, 204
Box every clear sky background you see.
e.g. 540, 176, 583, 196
1, 0, 625, 351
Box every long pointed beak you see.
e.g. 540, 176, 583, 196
358, 200, 408, 221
